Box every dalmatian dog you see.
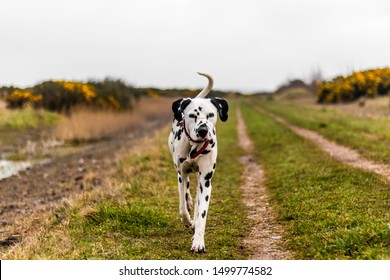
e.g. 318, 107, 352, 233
168, 72, 229, 253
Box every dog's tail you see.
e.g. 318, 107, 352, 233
196, 72, 214, 98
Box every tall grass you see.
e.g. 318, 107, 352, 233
54, 97, 175, 142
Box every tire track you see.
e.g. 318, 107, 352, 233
257, 107, 390, 181
236, 107, 292, 260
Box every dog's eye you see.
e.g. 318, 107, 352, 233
207, 113, 215, 119
189, 114, 197, 119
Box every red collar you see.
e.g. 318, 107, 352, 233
180, 120, 210, 159
190, 139, 210, 159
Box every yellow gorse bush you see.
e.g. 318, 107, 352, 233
317, 68, 390, 103
4, 78, 139, 112
54, 81, 96, 101
6, 89, 43, 108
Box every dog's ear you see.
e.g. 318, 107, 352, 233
172, 99, 183, 121
210, 97, 229, 122
172, 98, 192, 122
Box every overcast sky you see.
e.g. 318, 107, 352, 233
1, 0, 390, 92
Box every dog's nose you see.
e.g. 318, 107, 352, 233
197, 124, 208, 138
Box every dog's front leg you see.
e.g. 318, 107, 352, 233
178, 172, 192, 227
191, 161, 215, 253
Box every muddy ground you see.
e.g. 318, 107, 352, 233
0, 117, 170, 249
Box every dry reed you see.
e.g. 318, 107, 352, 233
54, 97, 175, 141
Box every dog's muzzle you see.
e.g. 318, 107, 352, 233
197, 124, 209, 138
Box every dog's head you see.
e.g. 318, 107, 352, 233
172, 97, 229, 141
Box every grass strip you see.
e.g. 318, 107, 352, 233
241, 101, 390, 259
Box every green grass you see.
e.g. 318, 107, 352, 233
0, 107, 59, 130
240, 101, 390, 259
9, 101, 250, 260
6, 98, 389, 260
255, 100, 390, 165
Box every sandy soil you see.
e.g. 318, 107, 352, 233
236, 107, 293, 260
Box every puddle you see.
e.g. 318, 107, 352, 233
0, 160, 32, 180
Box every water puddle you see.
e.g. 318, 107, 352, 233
0, 160, 32, 180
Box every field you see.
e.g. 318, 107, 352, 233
0, 94, 389, 260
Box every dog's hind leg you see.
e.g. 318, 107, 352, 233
178, 172, 192, 227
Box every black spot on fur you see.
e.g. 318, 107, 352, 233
205, 180, 210, 188
187, 181, 190, 189
178, 176, 182, 183
198, 107, 202, 111
200, 184, 203, 194
201, 210, 206, 219
179, 157, 186, 163
185, 193, 189, 201
174, 128, 183, 141
201, 150, 210, 155
207, 112, 214, 119
213, 163, 216, 169
205, 195, 209, 202
204, 171, 213, 180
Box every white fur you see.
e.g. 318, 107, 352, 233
196, 72, 214, 98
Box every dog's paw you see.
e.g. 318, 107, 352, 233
191, 244, 206, 253
191, 237, 206, 253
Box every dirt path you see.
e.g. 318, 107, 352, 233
260, 109, 390, 181
236, 107, 292, 260
0, 118, 169, 249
